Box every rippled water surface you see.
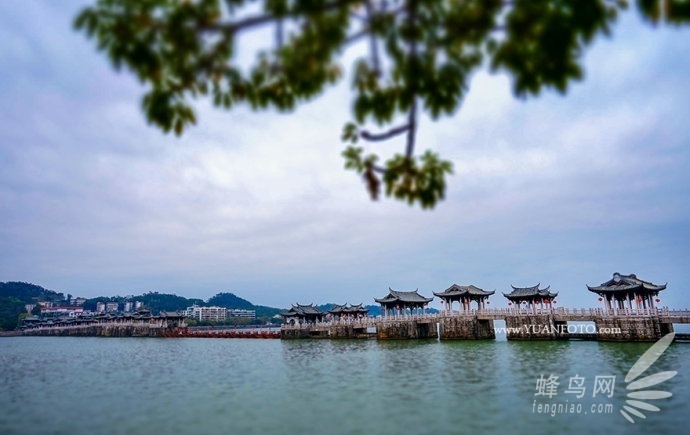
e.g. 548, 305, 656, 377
1, 337, 688, 434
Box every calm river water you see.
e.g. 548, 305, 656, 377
1, 336, 688, 434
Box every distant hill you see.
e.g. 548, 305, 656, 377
82, 291, 284, 319
207, 292, 283, 318
207, 292, 254, 310
82, 292, 206, 313
0, 282, 287, 330
0, 282, 66, 330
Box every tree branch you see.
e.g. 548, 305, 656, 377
405, 0, 419, 160
360, 124, 411, 141
207, 0, 358, 35
344, 5, 406, 48
405, 98, 417, 159
206, 13, 277, 34
372, 164, 386, 174
344, 30, 368, 45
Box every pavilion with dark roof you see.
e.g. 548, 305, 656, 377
587, 272, 666, 312
503, 284, 557, 310
374, 288, 433, 317
434, 284, 494, 313
328, 303, 369, 318
281, 304, 325, 324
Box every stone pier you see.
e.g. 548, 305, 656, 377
280, 323, 374, 339
328, 324, 372, 339
376, 320, 437, 339
504, 315, 568, 340
595, 316, 674, 342
280, 327, 313, 339
439, 317, 495, 340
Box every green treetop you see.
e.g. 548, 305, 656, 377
75, 0, 689, 208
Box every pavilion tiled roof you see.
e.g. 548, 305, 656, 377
434, 284, 495, 298
374, 288, 433, 305
328, 303, 368, 315
282, 303, 325, 317
503, 284, 557, 300
587, 273, 666, 294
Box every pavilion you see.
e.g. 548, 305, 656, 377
281, 304, 325, 324
374, 288, 433, 317
503, 284, 557, 311
433, 284, 494, 313
587, 272, 666, 312
328, 303, 369, 319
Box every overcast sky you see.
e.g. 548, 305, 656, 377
1, 1, 689, 310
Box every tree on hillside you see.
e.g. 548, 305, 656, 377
75, 0, 689, 208
0, 298, 24, 331
0, 282, 64, 302
206, 292, 254, 309
136, 292, 204, 313
0, 282, 67, 329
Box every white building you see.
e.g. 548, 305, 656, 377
184, 305, 227, 321
228, 309, 256, 319
41, 306, 84, 317
71, 297, 87, 306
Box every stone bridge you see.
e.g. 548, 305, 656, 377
281, 307, 690, 342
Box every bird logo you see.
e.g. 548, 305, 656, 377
620, 332, 677, 423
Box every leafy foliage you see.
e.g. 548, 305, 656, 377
75, 0, 689, 208
343, 146, 452, 207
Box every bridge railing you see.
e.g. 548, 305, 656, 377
280, 307, 689, 329
659, 308, 690, 318
21, 319, 174, 331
